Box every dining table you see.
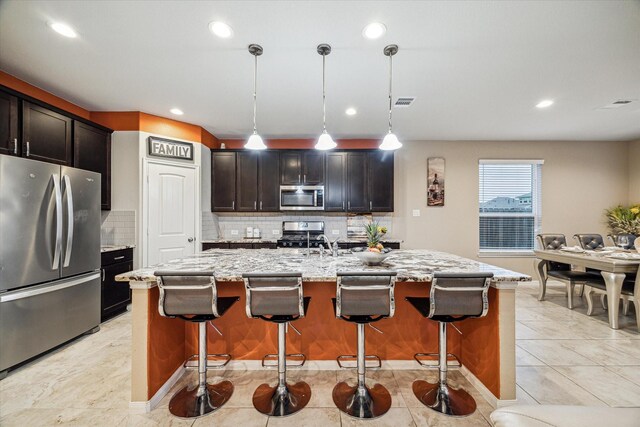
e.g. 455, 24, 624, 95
534, 248, 640, 329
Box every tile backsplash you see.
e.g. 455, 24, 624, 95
101, 210, 136, 245
202, 212, 393, 240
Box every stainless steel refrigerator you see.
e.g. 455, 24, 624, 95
0, 155, 101, 377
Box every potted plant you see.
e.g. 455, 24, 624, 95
604, 204, 640, 235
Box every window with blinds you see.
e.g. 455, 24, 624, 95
479, 160, 543, 255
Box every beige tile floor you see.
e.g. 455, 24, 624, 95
1, 280, 639, 426
515, 281, 640, 408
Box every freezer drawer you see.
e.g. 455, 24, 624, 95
0, 272, 100, 372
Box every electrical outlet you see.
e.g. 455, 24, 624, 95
272, 229, 280, 235
331, 229, 340, 235
412, 209, 421, 217
230, 230, 239, 235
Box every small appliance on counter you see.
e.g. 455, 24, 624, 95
276, 221, 326, 248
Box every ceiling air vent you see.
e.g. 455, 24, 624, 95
394, 97, 415, 107
597, 99, 637, 110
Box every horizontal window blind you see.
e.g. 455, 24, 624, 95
479, 162, 542, 254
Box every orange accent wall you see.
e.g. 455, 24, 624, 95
0, 70, 91, 120
219, 138, 381, 150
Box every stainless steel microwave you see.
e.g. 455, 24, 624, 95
279, 185, 324, 211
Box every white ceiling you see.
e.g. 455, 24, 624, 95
1, 1, 639, 141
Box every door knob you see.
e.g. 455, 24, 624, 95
188, 237, 194, 242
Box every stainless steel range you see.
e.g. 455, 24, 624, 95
276, 221, 326, 248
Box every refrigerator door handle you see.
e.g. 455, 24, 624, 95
52, 174, 63, 270
62, 175, 74, 268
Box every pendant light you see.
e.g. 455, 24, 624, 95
245, 44, 267, 150
379, 44, 402, 151
315, 43, 337, 150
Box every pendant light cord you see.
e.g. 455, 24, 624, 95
322, 52, 327, 132
388, 53, 393, 133
253, 53, 258, 134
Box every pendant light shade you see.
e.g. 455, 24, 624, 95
380, 44, 402, 151
245, 44, 266, 150
315, 44, 337, 151
379, 131, 402, 151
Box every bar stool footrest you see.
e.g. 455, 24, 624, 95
184, 353, 232, 369
261, 353, 306, 368
414, 353, 462, 369
336, 354, 382, 369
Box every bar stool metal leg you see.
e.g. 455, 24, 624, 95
332, 323, 392, 419
252, 322, 311, 416
169, 322, 234, 418
412, 322, 476, 417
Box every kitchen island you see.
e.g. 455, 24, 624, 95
117, 249, 529, 410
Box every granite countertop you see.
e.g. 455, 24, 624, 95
116, 248, 530, 285
202, 238, 278, 244
101, 244, 136, 253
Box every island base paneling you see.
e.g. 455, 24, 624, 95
138, 281, 502, 401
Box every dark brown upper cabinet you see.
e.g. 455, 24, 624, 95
22, 101, 72, 165
211, 151, 237, 211
73, 122, 112, 210
280, 151, 324, 185
236, 151, 259, 211
368, 151, 394, 212
0, 92, 19, 156
258, 151, 280, 211
324, 152, 347, 211
346, 152, 369, 212
302, 151, 324, 184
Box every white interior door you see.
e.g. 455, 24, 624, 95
147, 163, 196, 266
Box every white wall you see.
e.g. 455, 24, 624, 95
629, 139, 640, 203
392, 140, 630, 275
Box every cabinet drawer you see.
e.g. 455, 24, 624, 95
252, 243, 277, 249
228, 243, 254, 249
202, 243, 230, 250
101, 248, 133, 266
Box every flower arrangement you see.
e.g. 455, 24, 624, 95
604, 204, 640, 235
365, 221, 388, 252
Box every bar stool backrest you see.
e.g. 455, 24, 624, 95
243, 272, 304, 318
607, 233, 636, 249
429, 272, 493, 318
336, 271, 397, 318
573, 234, 605, 250
155, 271, 218, 317
536, 234, 571, 271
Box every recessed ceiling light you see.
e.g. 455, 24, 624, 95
345, 107, 357, 116
536, 99, 554, 108
362, 22, 386, 39
170, 108, 184, 116
49, 22, 77, 38
209, 21, 233, 38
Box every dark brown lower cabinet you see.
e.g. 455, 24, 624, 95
202, 242, 277, 250
100, 248, 133, 321
338, 242, 401, 250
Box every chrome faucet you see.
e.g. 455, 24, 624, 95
318, 234, 339, 257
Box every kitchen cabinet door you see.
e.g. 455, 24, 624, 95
0, 91, 19, 156
368, 151, 394, 212
258, 151, 280, 211
74, 121, 112, 210
324, 152, 346, 211
236, 151, 259, 211
22, 101, 72, 165
346, 152, 368, 212
280, 151, 301, 184
302, 151, 324, 184
211, 152, 237, 211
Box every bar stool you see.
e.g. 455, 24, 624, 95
406, 272, 493, 417
155, 270, 239, 419
242, 272, 311, 416
332, 271, 397, 419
